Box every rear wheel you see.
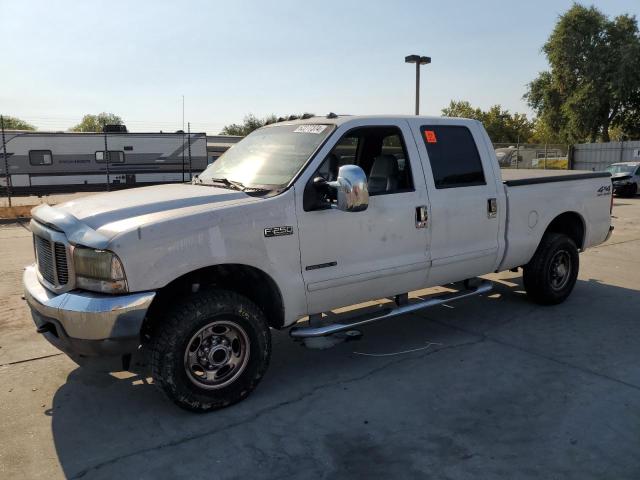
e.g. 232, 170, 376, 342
523, 233, 579, 305
150, 289, 271, 412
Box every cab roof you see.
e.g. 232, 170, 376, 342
262, 114, 479, 128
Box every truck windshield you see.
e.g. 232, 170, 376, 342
606, 164, 635, 174
199, 124, 334, 188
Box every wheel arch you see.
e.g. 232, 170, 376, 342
143, 264, 285, 336
541, 211, 586, 250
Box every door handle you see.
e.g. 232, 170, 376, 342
416, 206, 428, 228
487, 198, 497, 218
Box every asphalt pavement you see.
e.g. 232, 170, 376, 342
1, 197, 639, 479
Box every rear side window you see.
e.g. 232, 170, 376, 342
29, 150, 53, 166
420, 126, 485, 189
95, 151, 125, 163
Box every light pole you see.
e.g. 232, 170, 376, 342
405, 55, 431, 115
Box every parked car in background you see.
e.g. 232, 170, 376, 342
606, 162, 640, 197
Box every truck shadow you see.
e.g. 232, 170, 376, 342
47, 276, 640, 479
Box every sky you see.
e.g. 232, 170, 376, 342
2, 0, 639, 134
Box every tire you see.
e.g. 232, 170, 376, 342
523, 233, 579, 305
150, 289, 271, 412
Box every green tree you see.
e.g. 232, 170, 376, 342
441, 100, 482, 120
70, 112, 124, 132
528, 117, 565, 144
442, 100, 534, 143
0, 115, 36, 131
220, 113, 315, 136
525, 4, 640, 143
220, 114, 273, 136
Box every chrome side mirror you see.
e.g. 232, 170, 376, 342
328, 165, 369, 212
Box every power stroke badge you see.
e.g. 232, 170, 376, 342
264, 226, 293, 238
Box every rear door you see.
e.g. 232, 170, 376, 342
408, 119, 500, 285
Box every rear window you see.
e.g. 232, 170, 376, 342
29, 150, 53, 166
420, 126, 485, 189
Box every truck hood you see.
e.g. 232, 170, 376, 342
32, 184, 258, 247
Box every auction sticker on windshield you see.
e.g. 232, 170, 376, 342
294, 125, 328, 134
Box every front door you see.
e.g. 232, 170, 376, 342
296, 121, 430, 314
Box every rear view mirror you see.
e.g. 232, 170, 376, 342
328, 165, 369, 212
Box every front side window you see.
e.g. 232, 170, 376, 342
314, 126, 413, 194
198, 124, 334, 187
304, 126, 414, 210
29, 150, 53, 166
95, 151, 125, 163
420, 126, 486, 189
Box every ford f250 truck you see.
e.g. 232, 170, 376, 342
23, 115, 613, 411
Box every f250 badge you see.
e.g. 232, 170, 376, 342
264, 226, 293, 237
597, 185, 611, 196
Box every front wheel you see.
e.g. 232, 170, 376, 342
150, 289, 271, 412
523, 233, 579, 305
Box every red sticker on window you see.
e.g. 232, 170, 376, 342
424, 130, 437, 143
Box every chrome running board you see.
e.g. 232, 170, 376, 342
289, 280, 493, 338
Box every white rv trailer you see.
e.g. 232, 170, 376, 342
0, 131, 209, 194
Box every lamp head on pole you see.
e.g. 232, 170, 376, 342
405, 55, 431, 65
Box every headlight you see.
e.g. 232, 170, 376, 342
73, 247, 128, 294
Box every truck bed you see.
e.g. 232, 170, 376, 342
501, 169, 610, 187
498, 167, 612, 272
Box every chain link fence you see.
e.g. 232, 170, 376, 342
493, 143, 570, 170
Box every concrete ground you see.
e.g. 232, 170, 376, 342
1, 197, 639, 479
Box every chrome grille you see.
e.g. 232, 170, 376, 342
35, 235, 55, 284
54, 242, 69, 285
34, 235, 69, 286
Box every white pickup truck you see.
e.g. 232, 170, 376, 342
23, 115, 613, 411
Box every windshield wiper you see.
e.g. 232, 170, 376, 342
205, 177, 247, 191
196, 176, 272, 194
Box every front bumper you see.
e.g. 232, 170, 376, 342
23, 264, 156, 357
613, 182, 634, 194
